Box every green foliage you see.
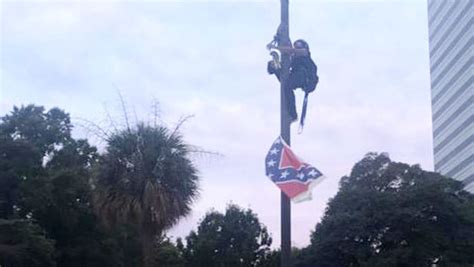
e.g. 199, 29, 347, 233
263, 248, 304, 267
0, 135, 40, 219
94, 123, 200, 266
183, 204, 272, 267
0, 105, 72, 157
0, 104, 202, 267
0, 219, 56, 267
295, 153, 474, 267
0, 105, 119, 267
154, 236, 186, 267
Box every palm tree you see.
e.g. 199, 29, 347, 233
94, 123, 199, 267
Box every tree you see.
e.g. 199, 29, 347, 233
0, 105, 71, 220
94, 123, 199, 267
0, 105, 121, 267
154, 236, 186, 267
296, 153, 474, 267
183, 204, 272, 267
255, 248, 305, 267
0, 219, 56, 267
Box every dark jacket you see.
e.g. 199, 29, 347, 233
268, 53, 319, 93
289, 54, 318, 93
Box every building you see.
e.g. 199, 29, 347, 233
427, 0, 473, 192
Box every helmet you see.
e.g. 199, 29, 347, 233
293, 39, 309, 50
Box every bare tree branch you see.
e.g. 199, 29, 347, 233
169, 115, 195, 139
73, 117, 110, 142
113, 83, 131, 132
102, 102, 119, 133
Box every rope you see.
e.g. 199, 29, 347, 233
298, 92, 309, 134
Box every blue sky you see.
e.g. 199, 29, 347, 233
1, 0, 432, 247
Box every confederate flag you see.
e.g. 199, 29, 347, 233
265, 136, 325, 202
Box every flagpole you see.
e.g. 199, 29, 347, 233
279, 0, 292, 266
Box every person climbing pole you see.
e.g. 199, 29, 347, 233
267, 34, 319, 130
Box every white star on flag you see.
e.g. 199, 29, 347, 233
308, 169, 318, 177
267, 159, 276, 167
280, 170, 289, 179
297, 172, 305, 180
270, 148, 279, 155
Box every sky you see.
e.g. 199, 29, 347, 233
0, 0, 433, 248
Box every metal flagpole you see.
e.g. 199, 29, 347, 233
279, 0, 292, 266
